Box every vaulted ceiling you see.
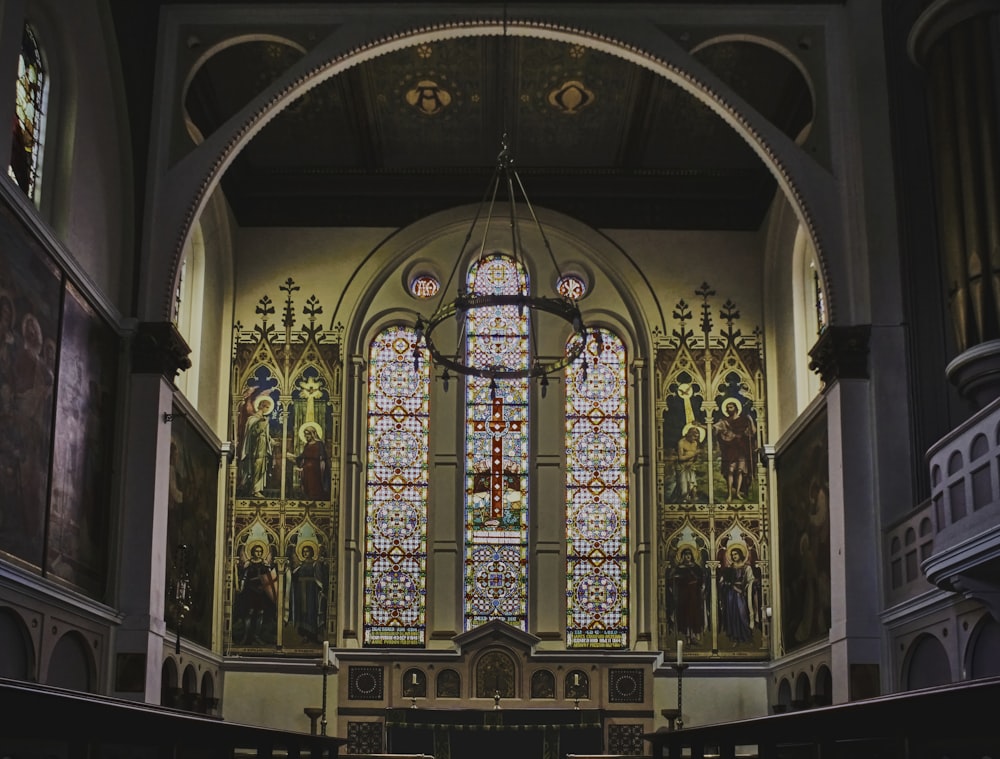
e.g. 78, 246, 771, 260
112, 2, 821, 231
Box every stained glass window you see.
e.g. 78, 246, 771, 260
464, 253, 529, 631
363, 326, 430, 646
409, 274, 440, 299
566, 328, 628, 647
8, 23, 47, 202
557, 274, 587, 301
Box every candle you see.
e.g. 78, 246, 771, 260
677, 639, 683, 665
322, 640, 329, 666
411, 672, 418, 685
573, 673, 580, 686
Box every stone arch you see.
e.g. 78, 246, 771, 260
161, 655, 180, 706
44, 630, 95, 692
793, 671, 811, 709
814, 664, 832, 706
901, 632, 950, 690
200, 670, 217, 714
0, 607, 35, 681
775, 677, 792, 712
143, 14, 841, 330
181, 663, 199, 711
965, 614, 1000, 680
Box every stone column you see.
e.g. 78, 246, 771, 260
113, 322, 190, 703
809, 326, 882, 702
910, 1, 1000, 406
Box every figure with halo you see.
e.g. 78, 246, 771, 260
713, 397, 757, 501
288, 421, 328, 500
239, 395, 275, 498
674, 423, 706, 501
286, 539, 326, 643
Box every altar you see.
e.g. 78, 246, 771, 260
384, 708, 605, 759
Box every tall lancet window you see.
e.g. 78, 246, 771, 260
566, 328, 629, 647
464, 253, 530, 631
363, 326, 430, 646
8, 23, 47, 203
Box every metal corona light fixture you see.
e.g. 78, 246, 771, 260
414, 133, 589, 393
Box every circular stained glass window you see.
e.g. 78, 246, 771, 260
410, 274, 440, 299
557, 273, 587, 300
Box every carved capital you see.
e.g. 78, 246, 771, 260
808, 325, 871, 386
132, 321, 192, 380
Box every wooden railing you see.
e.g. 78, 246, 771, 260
0, 677, 347, 758
644, 676, 1000, 759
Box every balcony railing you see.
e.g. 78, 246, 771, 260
0, 677, 347, 759
644, 676, 1000, 758
923, 397, 1000, 610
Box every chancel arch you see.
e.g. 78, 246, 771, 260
143, 13, 844, 338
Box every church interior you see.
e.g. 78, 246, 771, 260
2, 0, 1000, 755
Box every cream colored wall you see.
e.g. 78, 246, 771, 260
234, 225, 395, 333
654, 673, 768, 729
223, 668, 338, 733
763, 195, 812, 440
27, 0, 133, 312
604, 227, 764, 335
190, 189, 236, 435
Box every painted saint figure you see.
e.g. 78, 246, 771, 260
288, 421, 328, 500
713, 398, 757, 500
286, 541, 326, 643
670, 546, 706, 644
718, 545, 756, 645
236, 542, 277, 645
674, 424, 705, 501
239, 395, 274, 497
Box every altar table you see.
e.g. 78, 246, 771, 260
384, 707, 604, 759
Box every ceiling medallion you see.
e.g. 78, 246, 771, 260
548, 80, 595, 114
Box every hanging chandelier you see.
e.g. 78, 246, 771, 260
414, 131, 590, 391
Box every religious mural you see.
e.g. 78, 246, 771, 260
0, 201, 61, 571
48, 281, 118, 596
0, 200, 119, 600
165, 412, 219, 650
226, 279, 342, 655
777, 410, 830, 653
656, 283, 769, 660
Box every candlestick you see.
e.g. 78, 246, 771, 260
672, 661, 689, 730
412, 672, 418, 685
677, 639, 683, 665
319, 640, 330, 735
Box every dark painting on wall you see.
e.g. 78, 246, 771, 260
165, 412, 219, 649
0, 200, 62, 569
47, 281, 119, 598
777, 409, 830, 653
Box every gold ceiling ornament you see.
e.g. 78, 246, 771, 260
547, 79, 595, 114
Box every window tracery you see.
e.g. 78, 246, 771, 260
464, 253, 530, 632
8, 23, 47, 203
566, 327, 629, 648
364, 325, 430, 646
